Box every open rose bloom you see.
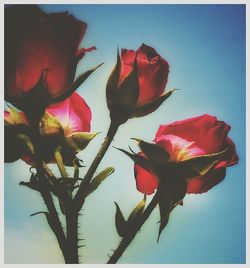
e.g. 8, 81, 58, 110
134, 114, 239, 195
4, 92, 94, 166
5, 5, 95, 103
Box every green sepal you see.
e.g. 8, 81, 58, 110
116, 56, 139, 112
106, 49, 121, 107
157, 194, 173, 242
115, 202, 128, 237
132, 138, 169, 166
176, 149, 227, 178
50, 63, 104, 104
127, 194, 146, 224
40, 112, 63, 137
114, 147, 154, 174
85, 167, 115, 197
4, 106, 27, 126
17, 134, 34, 155
65, 132, 99, 153
132, 89, 176, 117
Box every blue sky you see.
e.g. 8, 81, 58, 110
4, 4, 245, 264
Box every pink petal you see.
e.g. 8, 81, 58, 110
155, 134, 206, 162
46, 92, 91, 135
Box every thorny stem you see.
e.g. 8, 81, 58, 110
28, 117, 69, 263
65, 206, 79, 263
74, 120, 120, 210
107, 191, 160, 264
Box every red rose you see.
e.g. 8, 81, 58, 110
5, 5, 95, 99
4, 92, 94, 166
106, 44, 171, 122
134, 114, 238, 195
120, 44, 169, 106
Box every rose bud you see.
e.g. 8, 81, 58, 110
4, 92, 97, 166
106, 44, 174, 124
5, 5, 97, 115
133, 114, 238, 195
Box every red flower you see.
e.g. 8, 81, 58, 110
106, 44, 171, 122
120, 44, 169, 106
134, 114, 238, 195
4, 92, 94, 166
5, 5, 95, 99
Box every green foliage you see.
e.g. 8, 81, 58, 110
127, 194, 146, 224
114, 202, 127, 237
85, 167, 115, 197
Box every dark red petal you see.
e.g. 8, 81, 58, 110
139, 43, 158, 60
75, 46, 96, 59
5, 5, 90, 97
134, 156, 159, 195
46, 92, 91, 135
224, 137, 239, 166
136, 44, 169, 106
119, 49, 136, 85
186, 161, 227, 194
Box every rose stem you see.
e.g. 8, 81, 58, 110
65, 205, 79, 263
74, 119, 120, 210
60, 120, 119, 263
107, 191, 160, 264
28, 117, 69, 263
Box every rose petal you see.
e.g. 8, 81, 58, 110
134, 161, 159, 195
186, 161, 227, 194
136, 44, 169, 106
119, 44, 169, 107
46, 92, 91, 136
155, 114, 231, 154
155, 134, 206, 162
5, 5, 90, 97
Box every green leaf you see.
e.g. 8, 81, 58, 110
85, 167, 115, 197
132, 89, 176, 117
114, 202, 127, 237
65, 132, 99, 152
176, 149, 227, 177
132, 138, 169, 166
50, 63, 104, 103
127, 194, 146, 224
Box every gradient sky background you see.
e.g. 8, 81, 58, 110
4, 4, 246, 264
